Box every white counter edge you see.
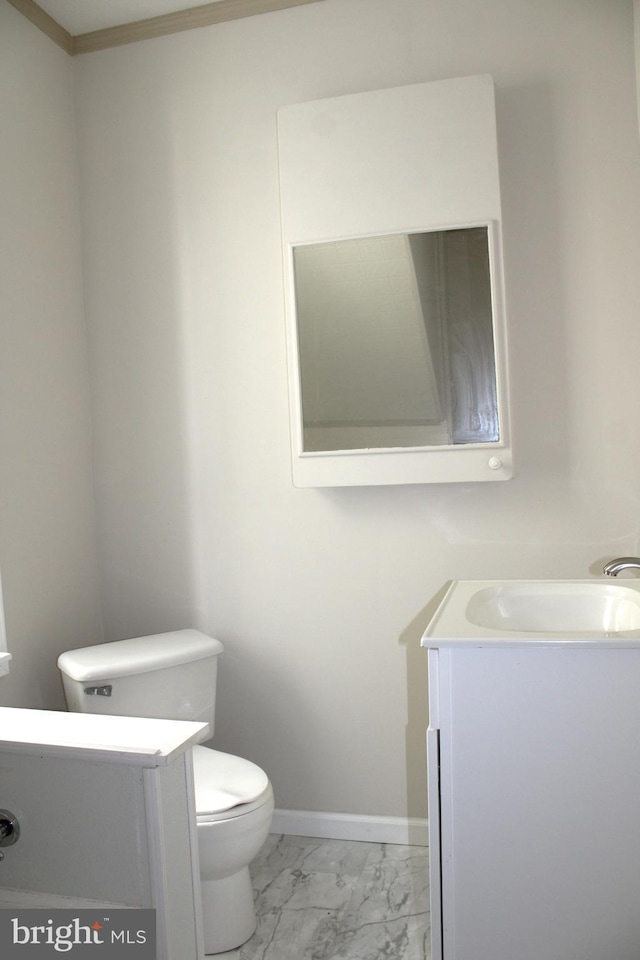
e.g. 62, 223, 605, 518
0, 707, 210, 766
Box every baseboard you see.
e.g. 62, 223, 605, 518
270, 809, 428, 846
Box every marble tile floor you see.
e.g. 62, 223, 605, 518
215, 834, 430, 960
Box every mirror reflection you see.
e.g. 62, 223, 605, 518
293, 226, 499, 453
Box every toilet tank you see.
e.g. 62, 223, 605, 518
57, 630, 224, 731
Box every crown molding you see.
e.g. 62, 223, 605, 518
7, 0, 326, 56
7, 0, 73, 54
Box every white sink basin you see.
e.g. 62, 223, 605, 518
466, 581, 640, 633
422, 580, 640, 646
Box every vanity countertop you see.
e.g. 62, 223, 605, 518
0, 706, 209, 765
422, 578, 640, 648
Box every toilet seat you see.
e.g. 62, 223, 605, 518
192, 745, 272, 822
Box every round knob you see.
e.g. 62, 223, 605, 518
0, 810, 20, 847
488, 457, 503, 471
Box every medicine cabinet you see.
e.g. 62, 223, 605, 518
277, 75, 513, 487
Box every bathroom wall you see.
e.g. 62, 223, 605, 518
72, 0, 640, 822
636, 0, 640, 131
0, 3, 103, 709
2, 0, 638, 824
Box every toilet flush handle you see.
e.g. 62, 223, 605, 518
83, 685, 112, 697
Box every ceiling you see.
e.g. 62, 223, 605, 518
35, 0, 227, 35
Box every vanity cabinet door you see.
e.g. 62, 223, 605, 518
429, 646, 640, 960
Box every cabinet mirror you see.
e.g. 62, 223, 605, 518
293, 224, 499, 455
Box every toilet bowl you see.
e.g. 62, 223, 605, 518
57, 630, 273, 955
194, 745, 274, 952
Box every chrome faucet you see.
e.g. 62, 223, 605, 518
603, 557, 640, 577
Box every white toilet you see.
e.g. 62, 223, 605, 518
57, 630, 273, 955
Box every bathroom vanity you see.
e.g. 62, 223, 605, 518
422, 580, 640, 960
0, 707, 209, 960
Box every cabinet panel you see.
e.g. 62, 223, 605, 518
0, 709, 206, 960
0, 752, 150, 904
433, 647, 640, 960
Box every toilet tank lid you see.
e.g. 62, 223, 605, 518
58, 630, 224, 682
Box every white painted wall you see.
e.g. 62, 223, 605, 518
636, 0, 640, 131
0, 2, 103, 709
73, 0, 640, 821
2, 0, 639, 825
